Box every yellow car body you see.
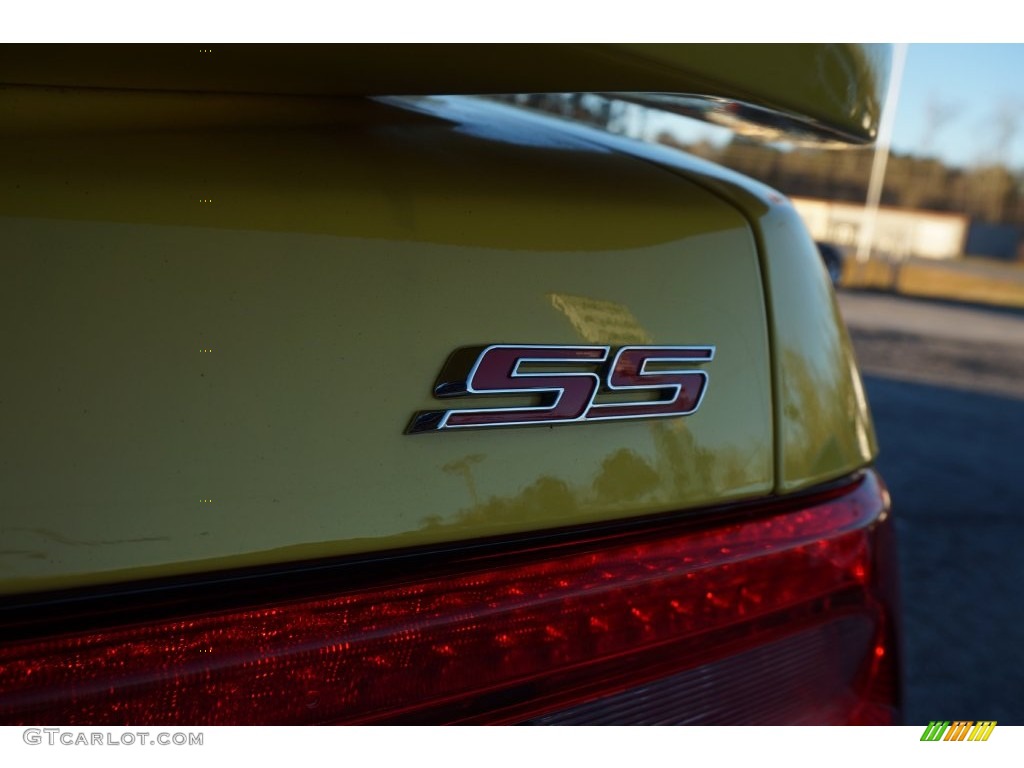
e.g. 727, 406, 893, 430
0, 44, 897, 725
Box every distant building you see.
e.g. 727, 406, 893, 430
792, 197, 969, 260
964, 221, 1024, 262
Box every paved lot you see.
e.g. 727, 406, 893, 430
837, 290, 1024, 724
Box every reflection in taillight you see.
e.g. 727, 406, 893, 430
0, 470, 899, 725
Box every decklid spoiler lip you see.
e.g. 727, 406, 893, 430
0, 43, 891, 144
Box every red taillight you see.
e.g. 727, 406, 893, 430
0, 470, 899, 724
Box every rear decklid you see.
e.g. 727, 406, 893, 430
0, 88, 777, 594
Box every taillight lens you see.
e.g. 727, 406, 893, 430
0, 470, 899, 724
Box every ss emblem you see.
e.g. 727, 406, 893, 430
406, 344, 713, 434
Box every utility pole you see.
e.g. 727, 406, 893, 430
858, 44, 909, 263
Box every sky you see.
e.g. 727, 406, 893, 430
890, 44, 1024, 169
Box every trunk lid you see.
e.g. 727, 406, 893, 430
0, 90, 773, 594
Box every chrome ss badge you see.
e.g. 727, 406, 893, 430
405, 344, 713, 434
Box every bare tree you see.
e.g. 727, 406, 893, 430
990, 102, 1023, 167
920, 96, 961, 158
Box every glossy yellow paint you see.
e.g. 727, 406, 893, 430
749, 204, 879, 492
0, 44, 889, 143
576, 127, 879, 491
0, 88, 779, 595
